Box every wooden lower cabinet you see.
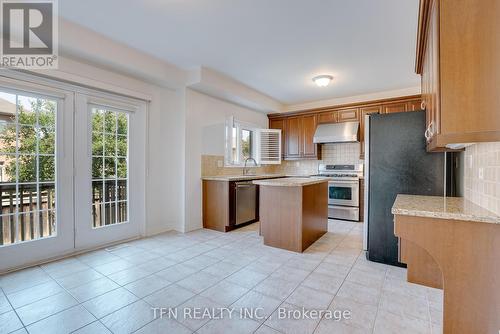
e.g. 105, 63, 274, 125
399, 239, 443, 289
259, 181, 328, 252
394, 214, 500, 334
202, 180, 259, 232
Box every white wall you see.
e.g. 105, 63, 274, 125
146, 88, 186, 234
183, 89, 268, 232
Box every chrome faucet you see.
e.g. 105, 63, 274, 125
243, 157, 258, 175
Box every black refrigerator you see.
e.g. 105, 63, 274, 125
363, 111, 459, 266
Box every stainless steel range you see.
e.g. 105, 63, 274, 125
314, 164, 363, 221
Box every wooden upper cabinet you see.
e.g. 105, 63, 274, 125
318, 108, 359, 124
318, 111, 336, 124
269, 118, 286, 158
267, 94, 423, 160
416, 0, 500, 150
336, 108, 359, 122
382, 99, 423, 114
419, 0, 441, 150
271, 115, 321, 160
406, 99, 423, 112
285, 117, 302, 158
383, 102, 407, 114
359, 106, 382, 158
301, 115, 319, 158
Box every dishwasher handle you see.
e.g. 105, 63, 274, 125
236, 184, 254, 188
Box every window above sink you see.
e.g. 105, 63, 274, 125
224, 116, 281, 167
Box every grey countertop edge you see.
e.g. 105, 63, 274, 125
391, 195, 500, 225
202, 174, 297, 181
391, 208, 500, 224
202, 174, 364, 182
252, 178, 329, 187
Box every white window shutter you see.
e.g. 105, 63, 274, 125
258, 129, 281, 164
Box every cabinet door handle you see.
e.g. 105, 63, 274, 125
428, 121, 435, 136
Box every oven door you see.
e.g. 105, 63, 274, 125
328, 180, 359, 206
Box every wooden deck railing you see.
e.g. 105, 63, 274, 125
0, 183, 55, 246
0, 180, 127, 246
92, 179, 127, 228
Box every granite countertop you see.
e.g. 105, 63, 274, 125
201, 174, 287, 181
253, 177, 329, 187
200, 174, 321, 181
392, 194, 500, 224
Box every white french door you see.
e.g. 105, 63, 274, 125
73, 93, 146, 250
0, 79, 74, 271
0, 75, 146, 272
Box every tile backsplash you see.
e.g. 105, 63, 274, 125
201, 155, 277, 176
464, 142, 500, 215
202, 142, 363, 176
322, 143, 362, 164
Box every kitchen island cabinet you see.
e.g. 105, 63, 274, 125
253, 178, 328, 252
392, 195, 500, 334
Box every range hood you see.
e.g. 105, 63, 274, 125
313, 121, 359, 144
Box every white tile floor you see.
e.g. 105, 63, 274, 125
0, 220, 443, 334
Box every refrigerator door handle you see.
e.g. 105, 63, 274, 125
363, 114, 370, 251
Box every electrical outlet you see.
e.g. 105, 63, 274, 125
217, 160, 223, 168
478, 167, 484, 180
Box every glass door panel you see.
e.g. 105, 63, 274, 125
0, 92, 57, 246
74, 94, 144, 250
0, 83, 74, 272
91, 108, 129, 228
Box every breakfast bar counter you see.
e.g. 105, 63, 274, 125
392, 194, 500, 334
253, 178, 328, 252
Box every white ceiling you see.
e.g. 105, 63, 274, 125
59, 0, 421, 105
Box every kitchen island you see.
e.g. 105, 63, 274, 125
253, 178, 328, 252
392, 194, 500, 334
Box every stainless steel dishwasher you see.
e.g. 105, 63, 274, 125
235, 181, 257, 225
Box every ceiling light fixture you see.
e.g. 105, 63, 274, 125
312, 75, 333, 87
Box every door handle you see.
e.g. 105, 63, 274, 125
425, 128, 431, 141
